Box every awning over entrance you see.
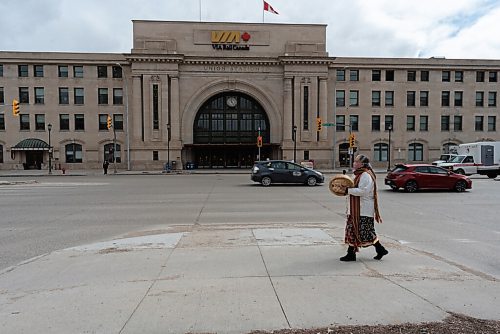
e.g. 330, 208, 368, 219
11, 138, 50, 151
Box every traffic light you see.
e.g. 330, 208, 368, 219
316, 117, 322, 132
107, 115, 112, 129
349, 133, 355, 148
12, 99, 20, 116
257, 135, 263, 147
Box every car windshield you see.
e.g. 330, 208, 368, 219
392, 166, 408, 173
449, 155, 466, 163
439, 154, 451, 161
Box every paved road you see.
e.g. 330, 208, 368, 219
1, 174, 499, 279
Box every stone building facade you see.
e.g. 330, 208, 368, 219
0, 20, 499, 170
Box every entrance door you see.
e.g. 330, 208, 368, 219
191, 92, 271, 168
339, 143, 350, 167
25, 151, 43, 169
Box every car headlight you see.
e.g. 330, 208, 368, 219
252, 166, 259, 173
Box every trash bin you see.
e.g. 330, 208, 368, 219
171, 161, 176, 170
164, 163, 171, 171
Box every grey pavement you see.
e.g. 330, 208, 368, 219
1, 224, 499, 334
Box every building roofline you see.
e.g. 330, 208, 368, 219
131, 19, 327, 28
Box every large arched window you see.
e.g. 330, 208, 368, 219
104, 143, 121, 163
194, 93, 269, 144
408, 143, 423, 161
65, 143, 82, 163
374, 143, 388, 161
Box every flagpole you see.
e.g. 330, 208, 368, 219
262, 1, 264, 23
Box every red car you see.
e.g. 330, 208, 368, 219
385, 164, 472, 192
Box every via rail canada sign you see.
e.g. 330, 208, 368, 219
211, 31, 251, 51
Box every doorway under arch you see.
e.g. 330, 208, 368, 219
190, 92, 273, 168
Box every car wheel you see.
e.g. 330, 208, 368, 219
261, 176, 272, 187
306, 176, 317, 186
404, 180, 418, 193
455, 169, 465, 175
487, 173, 497, 179
455, 180, 467, 192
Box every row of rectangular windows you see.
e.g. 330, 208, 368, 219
0, 87, 123, 105
0, 114, 123, 131
332, 115, 496, 132
335, 90, 498, 107
0, 64, 122, 79
0, 113, 495, 132
336, 69, 499, 82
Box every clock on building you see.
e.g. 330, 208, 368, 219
226, 96, 237, 107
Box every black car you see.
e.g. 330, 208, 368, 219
251, 160, 325, 186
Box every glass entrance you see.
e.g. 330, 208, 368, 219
192, 92, 271, 168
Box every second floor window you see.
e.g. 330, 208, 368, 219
60, 114, 70, 131
475, 116, 484, 131
372, 91, 381, 107
476, 92, 484, 107
34, 65, 44, 77
349, 70, 359, 81
488, 92, 497, 107
407, 71, 416, 81
454, 115, 463, 131
19, 87, 29, 103
455, 71, 463, 82
336, 69, 345, 81
113, 88, 123, 105
18, 65, 28, 77
114, 114, 124, 130
58, 65, 68, 78
385, 115, 394, 131
59, 88, 69, 104
385, 70, 394, 81
349, 90, 359, 107
336, 90, 345, 107
75, 114, 85, 131
420, 115, 428, 131
454, 91, 463, 107
385, 91, 394, 107
350, 115, 359, 131
74, 88, 84, 104
35, 114, 45, 131
99, 114, 108, 130
372, 70, 381, 81
372, 115, 380, 131
489, 71, 497, 82
441, 91, 450, 107
336, 115, 345, 131
98, 88, 108, 104
20, 114, 30, 130
442, 71, 451, 82
35, 87, 44, 104
97, 66, 107, 78
476, 71, 485, 82
112, 66, 122, 78
441, 115, 450, 131
420, 70, 429, 81
73, 66, 83, 78
407, 91, 416, 107
488, 116, 496, 131
407, 115, 415, 131
420, 91, 429, 107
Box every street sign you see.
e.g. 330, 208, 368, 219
322, 123, 335, 126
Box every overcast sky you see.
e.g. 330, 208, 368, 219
1, 0, 500, 59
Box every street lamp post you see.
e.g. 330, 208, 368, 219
167, 123, 171, 171
387, 124, 392, 171
48, 123, 52, 175
387, 124, 392, 172
116, 63, 130, 171
292, 125, 297, 162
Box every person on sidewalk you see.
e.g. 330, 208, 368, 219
340, 154, 388, 262
103, 160, 109, 175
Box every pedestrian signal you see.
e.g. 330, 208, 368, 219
316, 118, 322, 132
107, 115, 112, 129
12, 99, 20, 116
257, 135, 263, 147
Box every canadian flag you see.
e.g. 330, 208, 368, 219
263, 0, 279, 15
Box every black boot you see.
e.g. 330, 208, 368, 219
373, 241, 388, 260
340, 246, 356, 262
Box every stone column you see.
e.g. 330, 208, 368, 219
131, 75, 143, 141
283, 77, 293, 141
319, 77, 328, 141
170, 75, 180, 142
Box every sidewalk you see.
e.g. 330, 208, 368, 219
1, 224, 498, 334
